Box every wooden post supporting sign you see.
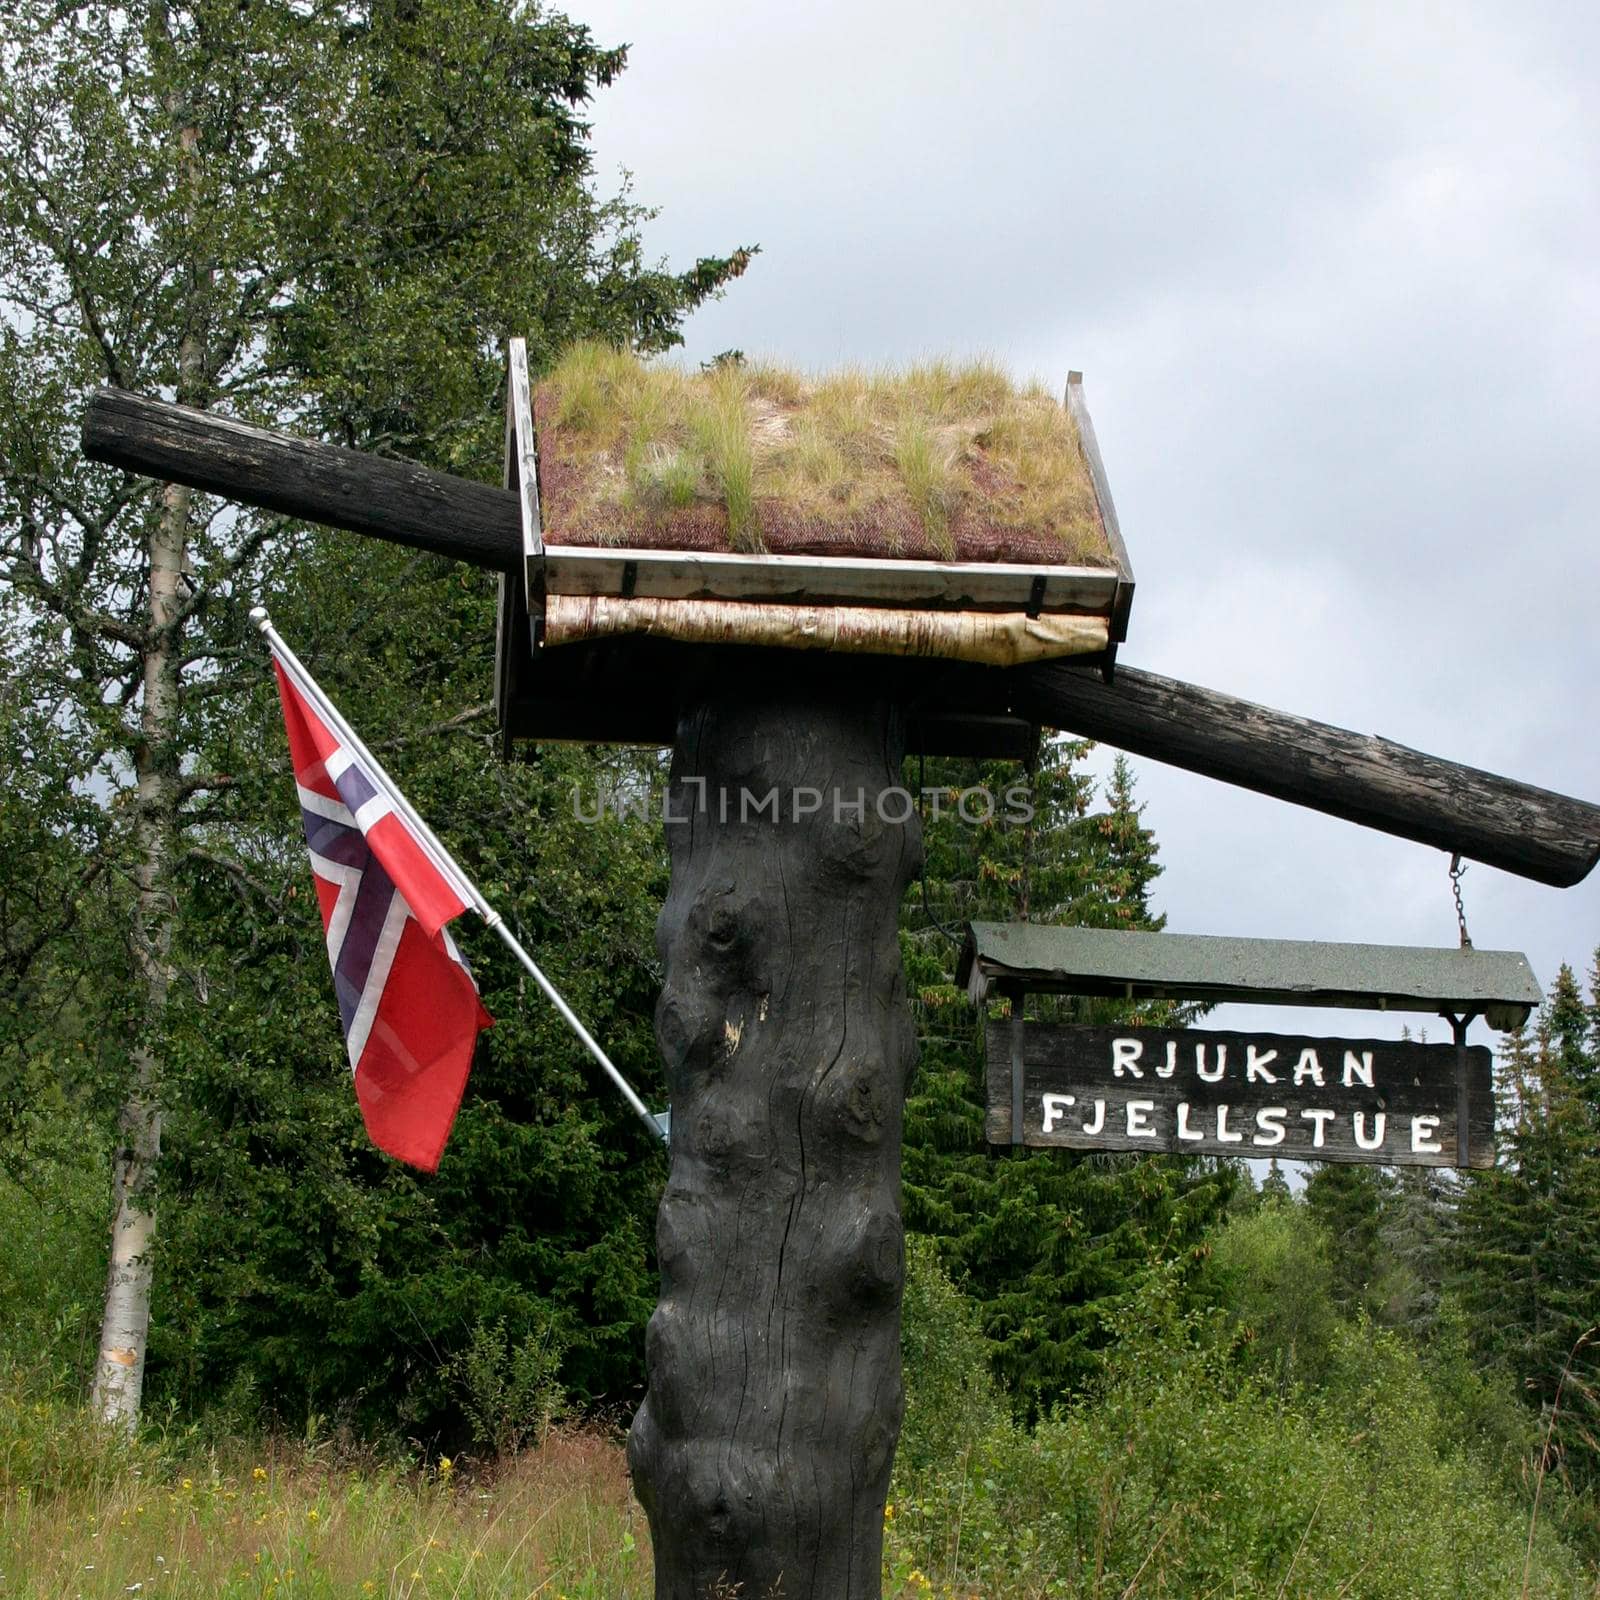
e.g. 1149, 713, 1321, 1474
627, 670, 922, 1599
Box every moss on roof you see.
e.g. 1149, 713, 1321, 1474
534, 343, 1113, 566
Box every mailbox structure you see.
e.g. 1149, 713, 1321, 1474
490, 345, 1141, 1600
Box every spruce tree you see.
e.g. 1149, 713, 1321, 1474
900, 739, 1232, 1408
1455, 968, 1600, 1490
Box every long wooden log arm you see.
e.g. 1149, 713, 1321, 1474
83, 388, 1600, 888
84, 387, 522, 571
1014, 666, 1600, 889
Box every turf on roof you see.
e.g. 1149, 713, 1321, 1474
535, 344, 1114, 566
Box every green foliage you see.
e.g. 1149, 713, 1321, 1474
0, 1107, 110, 1386
1202, 1198, 1341, 1395
0, 1364, 177, 1504
138, 550, 672, 1440
0, 0, 748, 1432
887, 1267, 1589, 1598
1455, 957, 1600, 1503
448, 1314, 566, 1459
898, 1237, 1006, 1478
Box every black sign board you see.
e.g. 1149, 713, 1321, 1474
985, 1023, 1494, 1168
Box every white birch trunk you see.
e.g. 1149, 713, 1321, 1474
91, 469, 189, 1429
92, 96, 202, 1427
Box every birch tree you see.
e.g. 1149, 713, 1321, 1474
0, 0, 751, 1428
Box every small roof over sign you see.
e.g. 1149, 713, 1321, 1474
958, 923, 1543, 1032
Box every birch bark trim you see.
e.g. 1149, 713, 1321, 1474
544, 595, 1109, 667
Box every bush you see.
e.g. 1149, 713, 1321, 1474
0, 1105, 110, 1386
885, 1267, 1591, 1598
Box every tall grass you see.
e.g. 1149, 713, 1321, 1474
1, 1402, 650, 1600
894, 414, 955, 558
688, 365, 759, 552
542, 343, 1108, 560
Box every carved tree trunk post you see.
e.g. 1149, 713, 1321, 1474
628, 672, 923, 1600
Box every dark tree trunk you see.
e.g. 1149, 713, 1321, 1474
629, 674, 923, 1600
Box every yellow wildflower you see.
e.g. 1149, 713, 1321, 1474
438, 1455, 454, 1475
253, 1467, 268, 1482
181, 1478, 193, 1490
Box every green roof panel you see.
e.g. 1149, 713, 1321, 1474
958, 922, 1542, 1032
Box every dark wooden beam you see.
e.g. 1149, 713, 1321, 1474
83, 388, 521, 571
1016, 664, 1600, 889
631, 677, 919, 1598
82, 388, 1600, 887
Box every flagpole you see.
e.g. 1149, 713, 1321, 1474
250, 606, 669, 1147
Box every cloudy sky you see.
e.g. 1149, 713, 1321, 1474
572, 0, 1599, 1047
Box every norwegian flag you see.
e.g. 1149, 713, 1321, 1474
271, 655, 492, 1171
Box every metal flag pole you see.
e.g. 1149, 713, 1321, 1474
250, 606, 669, 1146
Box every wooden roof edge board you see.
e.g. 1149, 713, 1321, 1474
1065, 373, 1134, 643
506, 338, 545, 646
958, 922, 1543, 1029
541, 545, 1121, 613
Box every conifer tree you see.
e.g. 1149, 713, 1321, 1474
901, 740, 1232, 1407
1303, 1164, 1386, 1312
1455, 966, 1600, 1489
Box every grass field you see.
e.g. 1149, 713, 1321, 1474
1, 1425, 653, 1600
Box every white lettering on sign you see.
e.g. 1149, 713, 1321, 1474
1302, 1108, 1335, 1148
1126, 1101, 1157, 1138
1293, 1049, 1324, 1087
1011, 1029, 1485, 1165
1254, 1107, 1287, 1146
1354, 1111, 1386, 1150
1343, 1050, 1375, 1089
1041, 1093, 1075, 1134
1112, 1038, 1144, 1078
1246, 1046, 1279, 1085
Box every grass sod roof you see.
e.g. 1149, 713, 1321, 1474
534, 344, 1116, 567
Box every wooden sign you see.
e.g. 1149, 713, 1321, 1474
985, 1023, 1494, 1168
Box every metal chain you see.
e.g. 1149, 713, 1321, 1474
1449, 853, 1473, 950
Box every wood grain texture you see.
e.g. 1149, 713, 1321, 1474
1017, 663, 1600, 888
985, 1023, 1494, 1168
1065, 374, 1134, 644
628, 674, 922, 1600
544, 593, 1109, 666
